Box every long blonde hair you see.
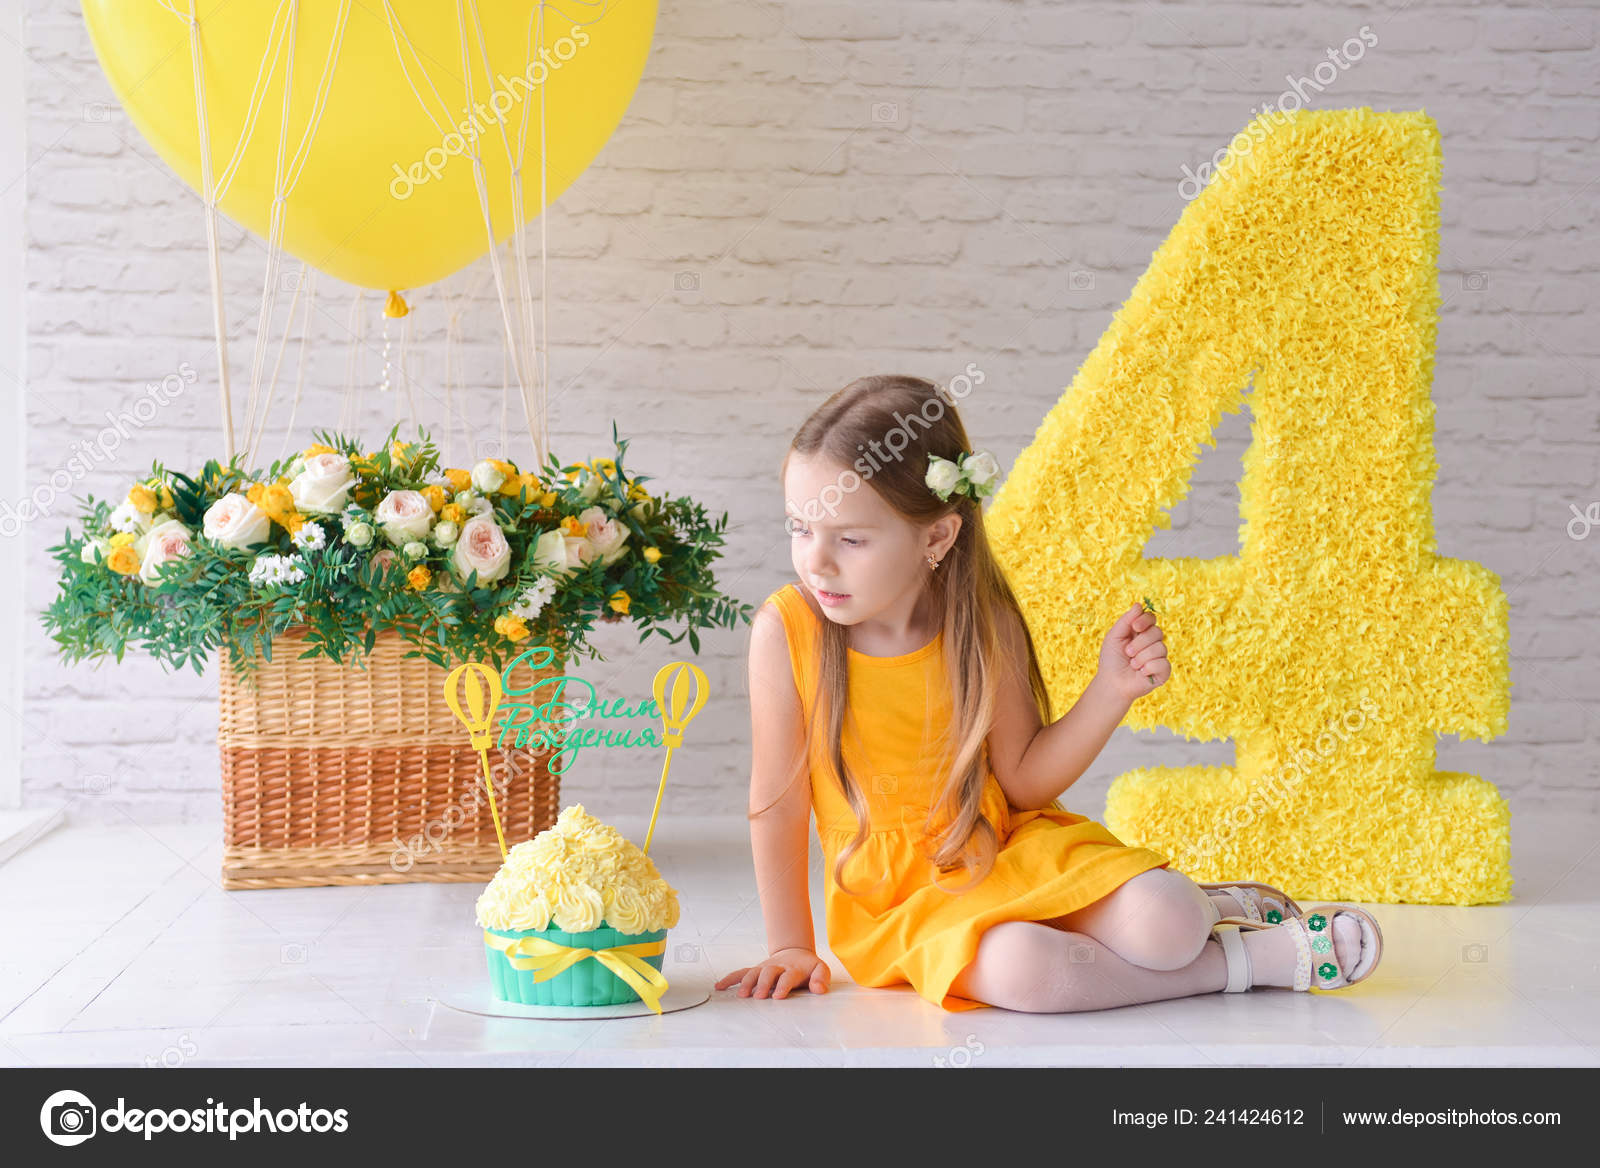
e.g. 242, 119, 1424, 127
774, 374, 1060, 897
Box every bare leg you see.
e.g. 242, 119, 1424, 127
948, 920, 1232, 1013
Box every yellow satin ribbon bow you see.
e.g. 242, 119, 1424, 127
484, 930, 669, 1016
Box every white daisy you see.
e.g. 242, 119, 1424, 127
291, 521, 327, 551
108, 501, 147, 534
510, 575, 559, 619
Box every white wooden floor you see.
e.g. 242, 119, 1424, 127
3, 808, 1597, 1067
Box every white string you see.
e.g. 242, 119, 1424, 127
351, 291, 367, 434
248, 260, 306, 461
238, 0, 299, 466
211, 0, 294, 205
381, 0, 456, 135
279, 0, 352, 198
466, 0, 540, 465
184, 0, 237, 460
243, 0, 350, 461
340, 288, 364, 435
278, 268, 317, 459
399, 311, 419, 435
453, 0, 538, 462
443, 263, 493, 464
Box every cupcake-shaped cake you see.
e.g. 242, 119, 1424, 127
476, 804, 681, 1012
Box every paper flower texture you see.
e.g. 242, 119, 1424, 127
985, 109, 1511, 906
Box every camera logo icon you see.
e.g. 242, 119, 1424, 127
40, 1089, 97, 1146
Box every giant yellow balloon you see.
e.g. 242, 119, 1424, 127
80, 0, 657, 291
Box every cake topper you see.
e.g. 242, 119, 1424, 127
443, 661, 510, 860
644, 661, 709, 854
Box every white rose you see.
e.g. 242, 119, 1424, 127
471, 460, 507, 494
375, 490, 433, 545
451, 513, 511, 585
454, 490, 495, 516
573, 470, 603, 505
81, 539, 108, 565
345, 521, 374, 548
288, 453, 357, 514
961, 450, 1001, 494
203, 492, 272, 550
139, 519, 193, 586
925, 457, 961, 498
530, 529, 593, 579
402, 540, 428, 560
432, 520, 459, 547
577, 506, 630, 567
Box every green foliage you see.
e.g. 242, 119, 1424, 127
42, 425, 755, 684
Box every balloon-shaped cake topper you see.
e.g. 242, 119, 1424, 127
444, 662, 509, 860
643, 662, 710, 855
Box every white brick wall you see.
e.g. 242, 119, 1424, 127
16, 1, 1600, 831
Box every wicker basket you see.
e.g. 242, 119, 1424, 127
217, 628, 561, 890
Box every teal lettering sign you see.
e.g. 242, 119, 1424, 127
496, 645, 664, 774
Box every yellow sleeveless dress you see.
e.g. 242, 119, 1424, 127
766, 582, 1173, 1011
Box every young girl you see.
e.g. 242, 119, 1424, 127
715, 375, 1383, 1012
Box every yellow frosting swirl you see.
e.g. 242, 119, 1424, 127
474, 803, 681, 935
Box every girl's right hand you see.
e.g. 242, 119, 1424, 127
714, 947, 831, 999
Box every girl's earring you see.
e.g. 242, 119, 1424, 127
927, 554, 939, 569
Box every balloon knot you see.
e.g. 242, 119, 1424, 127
383, 289, 410, 318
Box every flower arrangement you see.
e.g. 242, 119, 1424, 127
43, 423, 754, 681
924, 449, 1001, 503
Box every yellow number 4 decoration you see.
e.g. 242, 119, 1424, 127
987, 108, 1511, 906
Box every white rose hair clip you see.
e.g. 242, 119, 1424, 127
925, 449, 1002, 503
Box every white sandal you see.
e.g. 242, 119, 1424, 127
1197, 881, 1304, 924
1212, 904, 1383, 992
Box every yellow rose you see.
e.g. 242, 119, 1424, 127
539, 490, 557, 508
591, 457, 616, 475
263, 483, 295, 513
108, 531, 137, 549
560, 515, 587, 538
643, 546, 661, 564
303, 443, 337, 458
502, 472, 538, 500
127, 485, 158, 514
494, 614, 529, 642
608, 590, 631, 615
105, 545, 141, 575
158, 484, 174, 510
444, 467, 472, 492
423, 484, 447, 512
439, 502, 465, 526
246, 482, 266, 506
407, 565, 431, 590
282, 512, 306, 535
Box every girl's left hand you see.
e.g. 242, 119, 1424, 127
1097, 602, 1171, 702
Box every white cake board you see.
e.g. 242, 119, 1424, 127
432, 967, 713, 1020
